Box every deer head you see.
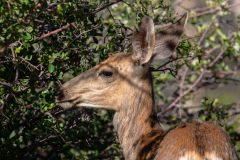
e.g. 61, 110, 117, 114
55, 14, 239, 160
56, 14, 187, 112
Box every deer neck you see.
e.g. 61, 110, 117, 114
113, 74, 163, 160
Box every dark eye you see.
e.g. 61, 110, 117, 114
99, 70, 113, 78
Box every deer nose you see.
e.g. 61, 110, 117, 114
55, 89, 65, 101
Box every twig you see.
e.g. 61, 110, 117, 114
203, 70, 239, 79
193, 6, 213, 13
0, 81, 12, 88
178, 66, 188, 95
93, 0, 124, 14
198, 21, 214, 46
19, 57, 39, 70
153, 56, 188, 72
62, 24, 101, 50
151, 67, 176, 74
39, 135, 58, 143
209, 48, 226, 67
10, 47, 19, 82
38, 22, 75, 40
107, 8, 117, 24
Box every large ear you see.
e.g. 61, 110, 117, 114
153, 13, 188, 60
132, 16, 155, 65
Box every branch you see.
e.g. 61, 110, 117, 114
158, 30, 235, 114
40, 1, 124, 40
190, 1, 240, 18
190, 7, 220, 18
38, 22, 75, 40
0, 46, 7, 54
160, 70, 206, 115
204, 70, 239, 79
159, 50, 228, 114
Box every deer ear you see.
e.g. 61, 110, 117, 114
132, 16, 155, 65
152, 13, 188, 60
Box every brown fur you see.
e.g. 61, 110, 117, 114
57, 14, 238, 160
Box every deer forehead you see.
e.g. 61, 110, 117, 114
97, 53, 134, 72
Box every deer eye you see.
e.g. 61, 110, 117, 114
99, 70, 113, 78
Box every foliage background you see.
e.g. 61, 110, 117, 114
0, 0, 240, 159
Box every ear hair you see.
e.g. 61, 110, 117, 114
132, 16, 155, 65
152, 13, 188, 60
131, 13, 188, 65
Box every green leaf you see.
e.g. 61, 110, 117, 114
20, 0, 29, 5
216, 28, 227, 40
58, 71, 63, 80
9, 131, 16, 139
48, 64, 55, 73
15, 47, 22, 54
23, 33, 32, 41
26, 26, 33, 33
57, 5, 63, 13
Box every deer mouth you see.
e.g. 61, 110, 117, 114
56, 101, 74, 109
55, 89, 80, 109
55, 87, 79, 108
57, 100, 110, 110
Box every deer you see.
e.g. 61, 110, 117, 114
56, 14, 238, 160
